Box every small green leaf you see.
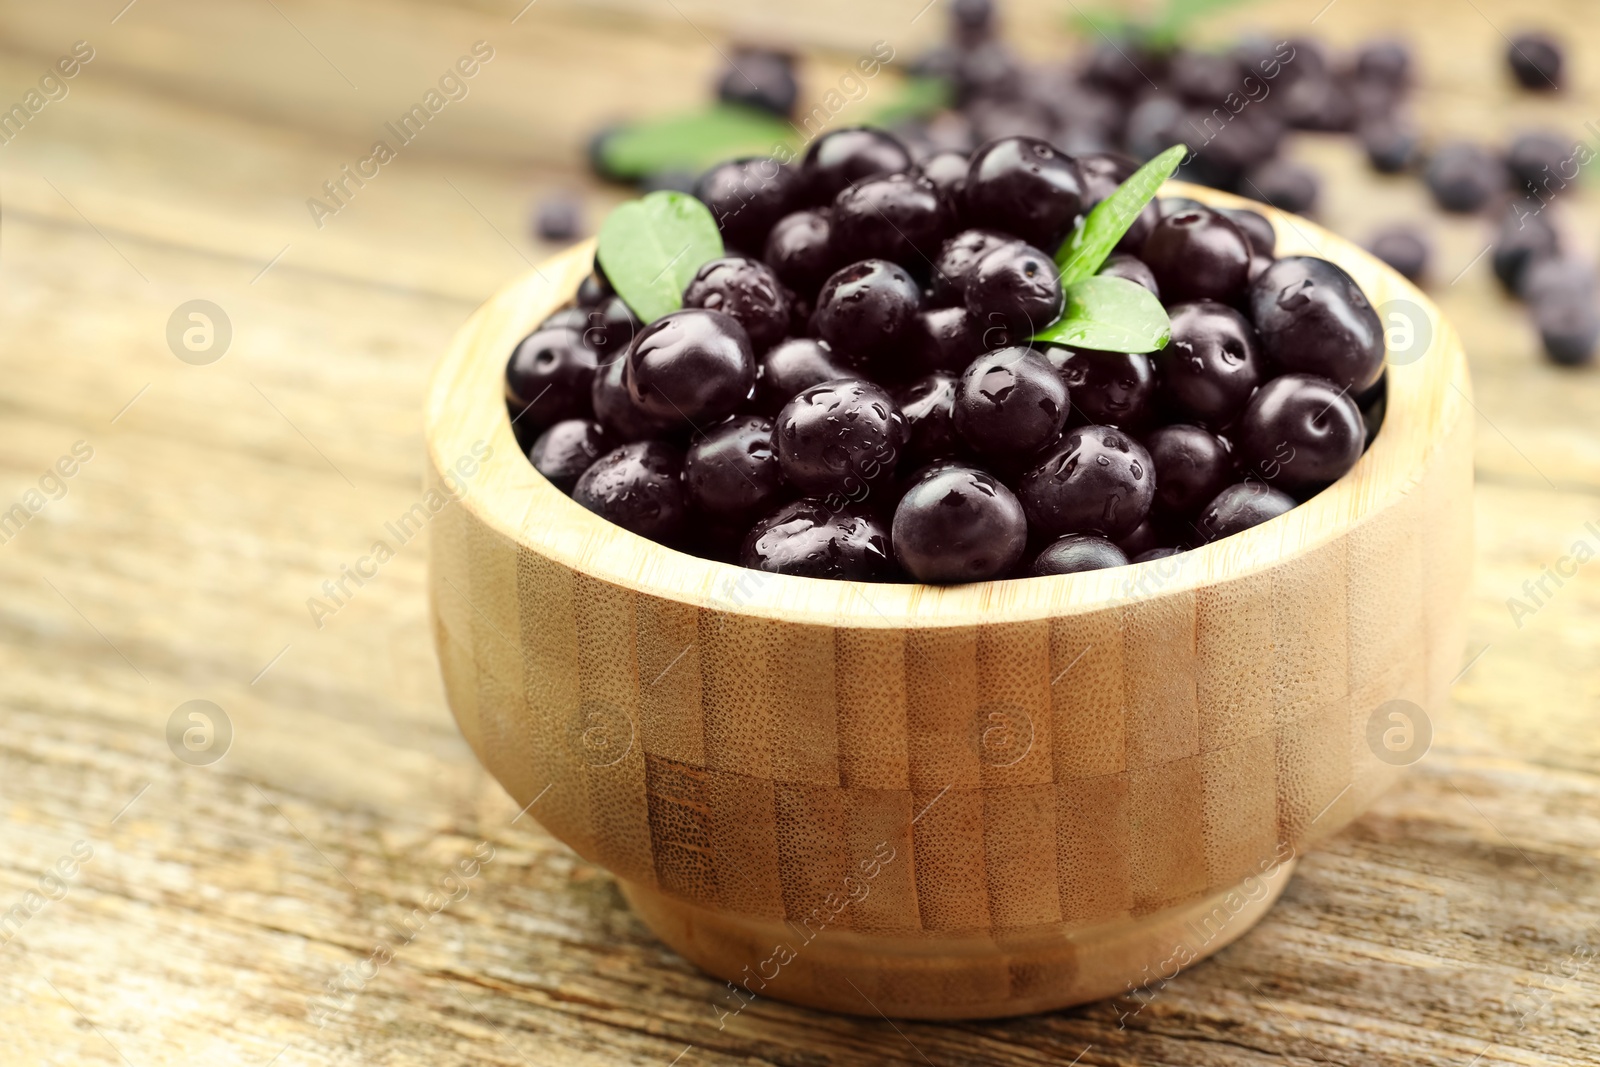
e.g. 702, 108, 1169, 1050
1033, 275, 1172, 353
597, 192, 725, 324
596, 104, 798, 181
1056, 144, 1187, 284
863, 77, 951, 128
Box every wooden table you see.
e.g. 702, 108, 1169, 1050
2, 0, 1598, 1063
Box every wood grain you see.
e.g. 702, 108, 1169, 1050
2, 0, 1599, 1060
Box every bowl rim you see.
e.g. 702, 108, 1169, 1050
424, 181, 1469, 629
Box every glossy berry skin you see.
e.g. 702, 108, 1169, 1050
754, 337, 857, 414
584, 295, 642, 361
892, 465, 1027, 583
1218, 207, 1276, 259
1020, 425, 1154, 540
1197, 482, 1295, 542
591, 354, 679, 442
576, 270, 612, 309
1142, 207, 1252, 304
914, 150, 971, 213
954, 347, 1069, 462
1424, 143, 1503, 213
775, 379, 907, 497
695, 157, 800, 253
931, 228, 1014, 306
911, 306, 989, 374
1029, 534, 1129, 576
1237, 374, 1364, 493
740, 499, 897, 580
528, 419, 613, 493
1508, 32, 1563, 90
964, 137, 1088, 251
1250, 256, 1386, 392
1145, 423, 1234, 517
965, 240, 1064, 336
1160, 301, 1265, 426
803, 127, 913, 204
683, 415, 787, 518
814, 259, 922, 359
831, 174, 950, 265
1044, 347, 1155, 428
572, 441, 687, 541
1097, 254, 1160, 298
895, 372, 962, 468
763, 209, 837, 297
505, 327, 599, 433
683, 256, 792, 352
625, 309, 756, 423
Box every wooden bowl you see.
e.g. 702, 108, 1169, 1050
424, 183, 1473, 1020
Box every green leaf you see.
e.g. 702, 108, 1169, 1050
1033, 275, 1172, 354
596, 104, 797, 181
597, 192, 725, 324
1056, 144, 1187, 284
863, 77, 951, 128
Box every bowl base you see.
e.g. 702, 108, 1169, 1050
620, 858, 1297, 1020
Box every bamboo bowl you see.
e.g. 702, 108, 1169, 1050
425, 184, 1473, 1020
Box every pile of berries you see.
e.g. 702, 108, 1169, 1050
507, 123, 1387, 585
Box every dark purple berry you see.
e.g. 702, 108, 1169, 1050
1197, 482, 1295, 542
1019, 425, 1154, 540
963, 136, 1089, 250
755, 337, 857, 414
1217, 207, 1276, 259
764, 209, 837, 297
1508, 31, 1563, 90
1354, 39, 1411, 88
814, 259, 922, 359
891, 464, 1027, 583
895, 372, 963, 467
591, 354, 680, 442
1507, 131, 1575, 198
683, 256, 792, 352
740, 500, 897, 580
1425, 143, 1503, 213
1491, 205, 1560, 295
831, 174, 950, 265
964, 240, 1064, 336
1146, 424, 1234, 518
1044, 346, 1155, 428
505, 327, 599, 433
914, 150, 971, 214
1237, 374, 1364, 493
775, 378, 907, 497
1029, 534, 1128, 576
954, 347, 1069, 461
528, 419, 613, 492
1249, 256, 1386, 392
931, 228, 1014, 306
683, 415, 786, 518
1160, 301, 1264, 426
717, 48, 799, 118
911, 306, 988, 374
572, 441, 686, 540
1359, 116, 1420, 174
1078, 151, 1159, 254
625, 309, 756, 423
1142, 207, 1252, 304
585, 295, 641, 361
576, 270, 612, 309
1534, 295, 1600, 366
1244, 160, 1319, 215
534, 195, 582, 242
695, 158, 800, 253
803, 127, 913, 204
1368, 226, 1430, 283
539, 307, 589, 332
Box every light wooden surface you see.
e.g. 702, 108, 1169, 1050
425, 192, 1474, 1017
1, 0, 1599, 1062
